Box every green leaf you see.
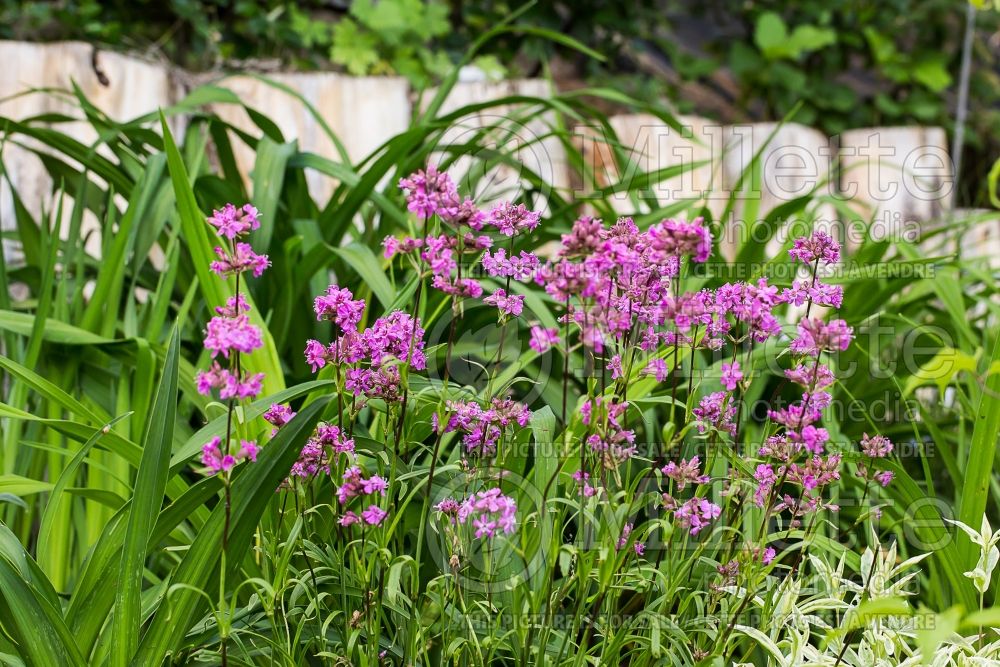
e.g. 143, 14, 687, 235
788, 25, 837, 53
251, 136, 296, 251
912, 55, 952, 92
755, 12, 835, 60
957, 332, 1000, 565
754, 12, 788, 57
168, 380, 334, 470
0, 546, 85, 666
0, 476, 52, 497
38, 414, 132, 588
0, 310, 116, 346
917, 605, 962, 665
0, 354, 105, 424
902, 347, 980, 396
111, 329, 179, 666
529, 406, 557, 495
826, 596, 912, 641
332, 243, 395, 308
989, 156, 1000, 209
330, 19, 380, 76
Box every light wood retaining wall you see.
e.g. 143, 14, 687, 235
0, 40, 996, 265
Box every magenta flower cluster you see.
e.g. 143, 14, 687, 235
338, 466, 389, 527
660, 455, 720, 536
440, 397, 531, 458
196, 203, 271, 474
229, 165, 903, 589
437, 488, 517, 540
305, 291, 427, 404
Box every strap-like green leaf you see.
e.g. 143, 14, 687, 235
110, 329, 180, 666
0, 532, 85, 666
133, 395, 330, 664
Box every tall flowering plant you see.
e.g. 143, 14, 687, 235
186, 168, 922, 665
193, 203, 269, 664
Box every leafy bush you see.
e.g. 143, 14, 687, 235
0, 42, 998, 664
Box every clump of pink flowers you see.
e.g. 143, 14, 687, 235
201, 437, 258, 473
338, 466, 389, 527
304, 288, 427, 404
437, 488, 518, 540
442, 397, 531, 458
195, 202, 271, 474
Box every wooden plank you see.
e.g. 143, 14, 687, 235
208, 72, 411, 203
422, 79, 569, 211
0, 41, 178, 261
839, 126, 951, 250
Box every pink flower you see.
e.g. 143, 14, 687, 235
439, 197, 487, 229
263, 404, 296, 429
784, 362, 835, 390
559, 216, 604, 257
573, 470, 599, 498
488, 201, 540, 236
692, 391, 737, 436
196, 360, 265, 400
753, 464, 777, 507
288, 440, 328, 479
672, 498, 722, 536
644, 358, 669, 382
790, 318, 853, 356
443, 398, 530, 458
782, 280, 843, 308
608, 354, 623, 379
762, 547, 776, 565
484, 288, 525, 317
240, 440, 258, 462
382, 235, 424, 259
303, 339, 330, 372
457, 488, 517, 539
482, 249, 541, 281
529, 326, 559, 353
207, 203, 261, 240
616, 522, 633, 550
662, 456, 710, 491
195, 201, 268, 478
647, 217, 712, 263
715, 279, 782, 342
787, 454, 841, 492
720, 361, 743, 391
361, 505, 388, 525
436, 498, 461, 517
314, 285, 365, 331
214, 294, 250, 318
338, 466, 388, 504
201, 436, 256, 473
790, 424, 830, 455
209, 243, 269, 278
398, 165, 458, 219
204, 314, 263, 358
789, 231, 840, 265
316, 424, 355, 455
875, 470, 894, 487
860, 433, 893, 458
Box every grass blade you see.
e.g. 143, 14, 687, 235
0, 528, 85, 666
957, 331, 1000, 565
110, 329, 180, 666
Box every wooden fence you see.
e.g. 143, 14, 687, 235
0, 40, 996, 265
